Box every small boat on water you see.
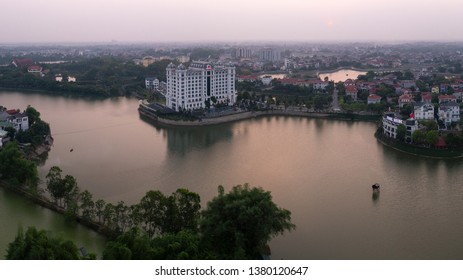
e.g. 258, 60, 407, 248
371, 183, 380, 190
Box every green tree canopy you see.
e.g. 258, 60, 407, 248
0, 142, 38, 187
6, 227, 81, 260
426, 130, 439, 146
200, 184, 295, 259
396, 124, 407, 142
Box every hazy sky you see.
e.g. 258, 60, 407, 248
1, 0, 462, 43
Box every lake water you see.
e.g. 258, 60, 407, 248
319, 69, 366, 83
2, 90, 463, 259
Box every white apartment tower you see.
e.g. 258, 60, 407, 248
166, 61, 236, 111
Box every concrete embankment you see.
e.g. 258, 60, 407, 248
139, 107, 379, 127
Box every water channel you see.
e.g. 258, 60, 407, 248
1, 90, 463, 259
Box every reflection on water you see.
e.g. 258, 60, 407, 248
140, 121, 234, 156
3, 90, 463, 259
372, 190, 380, 202
318, 69, 367, 83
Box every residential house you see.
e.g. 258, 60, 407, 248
308, 79, 328, 90
142, 56, 156, 67
6, 111, 29, 131
260, 75, 273, 86
398, 93, 413, 108
68, 76, 77, 83
438, 94, 457, 104
421, 92, 432, 104
453, 89, 463, 101
440, 84, 450, 93
367, 94, 381, 104
145, 77, 159, 90
345, 85, 358, 101
400, 80, 416, 89
27, 65, 43, 74
414, 103, 434, 120
344, 79, 355, 87
55, 74, 63, 82
11, 58, 34, 68
438, 102, 460, 127
382, 112, 418, 141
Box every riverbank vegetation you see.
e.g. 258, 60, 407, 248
3, 162, 295, 259
0, 57, 172, 97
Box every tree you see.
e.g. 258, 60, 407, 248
25, 105, 41, 125
165, 188, 201, 233
79, 190, 95, 221
200, 184, 295, 259
412, 130, 426, 144
426, 130, 439, 146
0, 142, 38, 187
396, 124, 407, 142
139, 190, 168, 238
6, 227, 81, 260
95, 199, 106, 224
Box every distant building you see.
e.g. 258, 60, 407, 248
258, 48, 280, 62
345, 85, 358, 101
68, 76, 77, 83
398, 93, 413, 108
142, 56, 156, 67
11, 58, 34, 68
177, 56, 190, 63
166, 61, 236, 111
260, 75, 273, 86
382, 112, 418, 141
367, 94, 381, 104
27, 65, 43, 74
438, 94, 457, 104
421, 92, 432, 104
236, 48, 252, 58
438, 102, 460, 127
55, 74, 63, 82
145, 77, 159, 90
414, 103, 434, 120
0, 109, 29, 131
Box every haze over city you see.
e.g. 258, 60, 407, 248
1, 0, 462, 43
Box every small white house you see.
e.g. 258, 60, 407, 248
438, 102, 460, 127
260, 75, 273, 86
414, 103, 434, 120
145, 77, 159, 90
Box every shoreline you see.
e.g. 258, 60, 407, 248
139, 103, 380, 127
374, 128, 463, 159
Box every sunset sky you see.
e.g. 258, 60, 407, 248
1, 0, 462, 43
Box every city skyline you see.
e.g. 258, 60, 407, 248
1, 0, 462, 43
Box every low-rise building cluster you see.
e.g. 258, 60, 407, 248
0, 107, 29, 148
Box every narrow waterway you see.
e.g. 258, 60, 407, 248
2, 90, 463, 259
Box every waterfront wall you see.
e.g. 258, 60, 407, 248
139, 106, 379, 127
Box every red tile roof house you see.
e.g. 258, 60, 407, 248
345, 85, 358, 101
344, 78, 355, 87
398, 93, 413, 108
421, 92, 432, 103
27, 65, 43, 73
11, 58, 34, 68
367, 94, 382, 104
438, 94, 457, 104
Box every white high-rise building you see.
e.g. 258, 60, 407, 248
166, 61, 236, 111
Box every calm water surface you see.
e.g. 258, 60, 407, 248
1, 90, 463, 259
319, 69, 366, 83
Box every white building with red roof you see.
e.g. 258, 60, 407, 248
345, 85, 358, 101
421, 92, 432, 104
367, 94, 381, 104
398, 93, 413, 108
438, 94, 457, 104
